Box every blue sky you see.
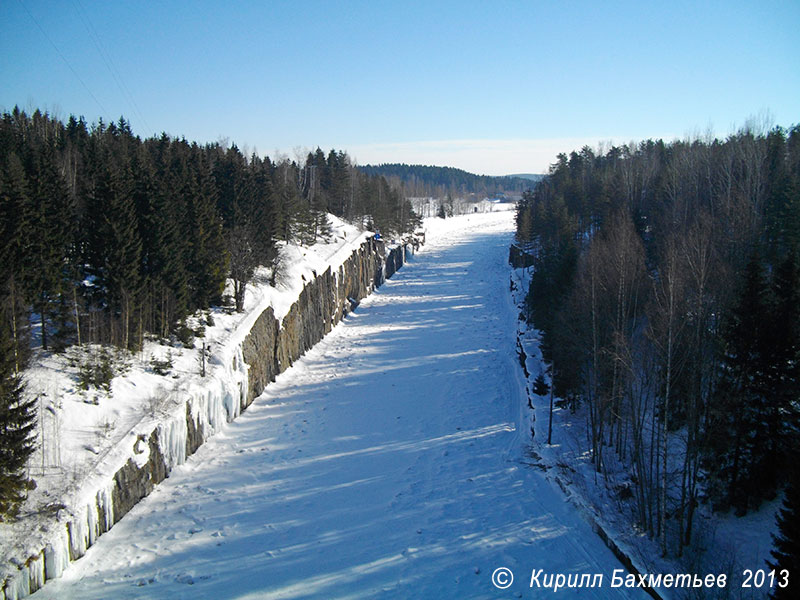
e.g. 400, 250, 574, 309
2, 0, 798, 175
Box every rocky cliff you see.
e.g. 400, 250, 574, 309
1, 237, 415, 600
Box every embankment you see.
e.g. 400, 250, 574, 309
1, 237, 415, 600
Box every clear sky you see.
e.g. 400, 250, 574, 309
2, 0, 799, 175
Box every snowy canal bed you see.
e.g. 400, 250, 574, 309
26, 211, 648, 599
1, 216, 406, 599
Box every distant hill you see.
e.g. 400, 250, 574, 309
359, 163, 537, 200
507, 173, 545, 182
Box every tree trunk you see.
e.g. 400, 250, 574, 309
548, 362, 554, 445
39, 293, 48, 350
660, 268, 675, 557
73, 286, 81, 346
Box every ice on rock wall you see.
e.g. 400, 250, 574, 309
1, 339, 254, 600
2, 227, 410, 600
157, 410, 187, 471
43, 528, 68, 582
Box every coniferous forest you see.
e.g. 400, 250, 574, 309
360, 163, 530, 199
0, 107, 419, 515
515, 123, 800, 562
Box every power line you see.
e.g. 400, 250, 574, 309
72, 0, 152, 135
17, 0, 111, 121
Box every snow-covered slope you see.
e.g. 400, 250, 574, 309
1, 216, 393, 598
511, 248, 782, 599
28, 212, 648, 599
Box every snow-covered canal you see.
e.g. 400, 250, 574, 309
33, 212, 646, 599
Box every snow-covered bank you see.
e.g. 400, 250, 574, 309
510, 260, 782, 600
25, 211, 648, 599
1, 217, 417, 600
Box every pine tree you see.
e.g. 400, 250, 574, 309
768, 465, 800, 599
0, 314, 36, 519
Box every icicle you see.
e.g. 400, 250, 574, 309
220, 344, 247, 420
157, 410, 187, 470
236, 345, 249, 415
209, 384, 229, 432
26, 552, 44, 595
86, 499, 98, 546
67, 510, 88, 559
1, 225, 414, 600
77, 511, 88, 556
4, 571, 27, 600
99, 480, 115, 532
43, 527, 69, 581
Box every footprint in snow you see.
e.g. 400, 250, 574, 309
174, 573, 211, 585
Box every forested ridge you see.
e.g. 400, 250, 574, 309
359, 163, 531, 199
515, 122, 800, 568
0, 107, 419, 517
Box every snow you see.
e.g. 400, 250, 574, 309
25, 211, 647, 599
0, 215, 373, 597
510, 254, 783, 599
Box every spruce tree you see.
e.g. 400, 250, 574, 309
706, 251, 773, 513
0, 153, 28, 275
312, 209, 332, 242
88, 158, 142, 348
768, 465, 800, 599
326, 149, 350, 217
0, 314, 36, 519
161, 143, 192, 321
185, 148, 227, 309
762, 250, 800, 487
22, 149, 71, 350
0, 155, 32, 368
294, 200, 319, 246
249, 154, 278, 265
533, 372, 550, 396
272, 161, 303, 243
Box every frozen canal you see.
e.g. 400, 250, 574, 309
32, 212, 647, 599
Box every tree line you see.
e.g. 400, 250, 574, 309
515, 123, 800, 564
0, 107, 419, 517
360, 163, 530, 200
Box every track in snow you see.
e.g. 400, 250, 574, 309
32, 213, 647, 599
